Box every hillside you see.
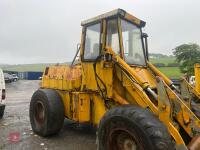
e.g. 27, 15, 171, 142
0, 62, 71, 72
0, 64, 51, 72
149, 55, 181, 78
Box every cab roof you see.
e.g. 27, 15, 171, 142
81, 9, 146, 27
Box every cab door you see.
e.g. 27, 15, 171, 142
80, 19, 121, 98
81, 22, 102, 91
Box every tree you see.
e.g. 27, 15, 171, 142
173, 43, 200, 76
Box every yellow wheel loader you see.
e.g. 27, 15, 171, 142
29, 9, 200, 150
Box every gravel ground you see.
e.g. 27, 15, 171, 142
0, 80, 96, 150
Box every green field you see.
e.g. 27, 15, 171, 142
157, 67, 181, 79
1, 64, 51, 72
150, 57, 182, 79
2, 64, 47, 72
150, 57, 176, 65
1, 63, 69, 72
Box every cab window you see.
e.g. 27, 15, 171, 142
84, 23, 101, 60
106, 19, 120, 55
121, 19, 146, 66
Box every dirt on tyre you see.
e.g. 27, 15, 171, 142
29, 89, 65, 137
98, 105, 175, 150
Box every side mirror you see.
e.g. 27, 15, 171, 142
142, 33, 148, 39
77, 43, 81, 51
71, 43, 81, 66
142, 33, 149, 61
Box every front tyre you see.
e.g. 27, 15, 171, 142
98, 105, 174, 150
29, 89, 65, 137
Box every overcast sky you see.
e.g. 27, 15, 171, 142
0, 0, 200, 64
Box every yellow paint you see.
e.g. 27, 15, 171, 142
71, 92, 91, 122
132, 67, 157, 88
58, 91, 72, 118
195, 64, 200, 93
112, 90, 128, 105
81, 63, 98, 90
124, 13, 141, 26
92, 95, 106, 125
42, 65, 82, 91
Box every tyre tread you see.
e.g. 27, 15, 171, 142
98, 105, 175, 150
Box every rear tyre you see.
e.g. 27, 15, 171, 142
98, 105, 175, 150
0, 104, 5, 119
29, 89, 65, 137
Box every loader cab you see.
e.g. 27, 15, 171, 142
79, 9, 156, 90
80, 9, 147, 66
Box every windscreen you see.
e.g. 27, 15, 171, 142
106, 19, 120, 55
121, 19, 146, 66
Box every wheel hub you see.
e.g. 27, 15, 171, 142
117, 132, 137, 150
34, 101, 45, 124
109, 129, 140, 150
123, 138, 137, 150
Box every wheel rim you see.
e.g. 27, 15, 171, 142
34, 101, 45, 124
108, 128, 143, 150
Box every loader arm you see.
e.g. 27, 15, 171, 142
105, 47, 200, 149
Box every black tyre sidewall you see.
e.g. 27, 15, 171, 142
29, 89, 64, 137
30, 90, 48, 136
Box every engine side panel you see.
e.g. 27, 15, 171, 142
41, 65, 82, 91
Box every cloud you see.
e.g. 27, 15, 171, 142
0, 0, 200, 64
